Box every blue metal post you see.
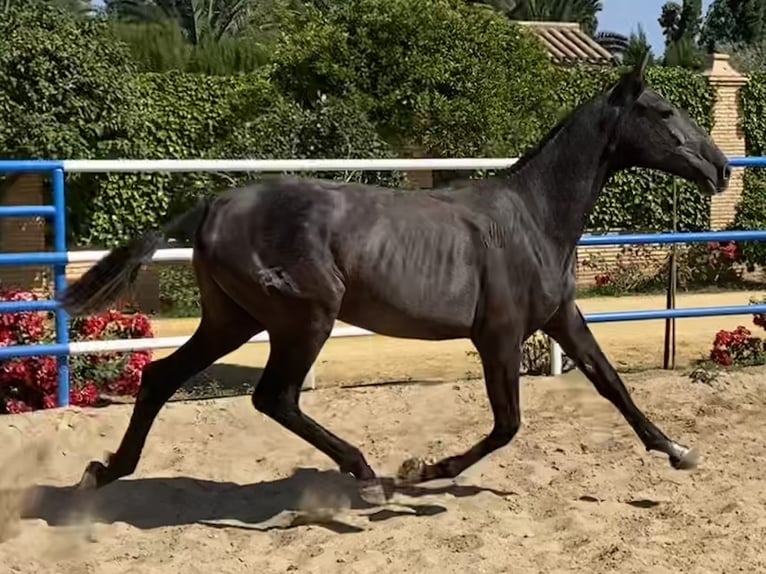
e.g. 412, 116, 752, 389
51, 168, 70, 407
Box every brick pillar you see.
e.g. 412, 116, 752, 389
401, 143, 433, 190
0, 174, 48, 292
704, 52, 748, 230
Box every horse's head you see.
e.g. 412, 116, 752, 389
607, 52, 731, 196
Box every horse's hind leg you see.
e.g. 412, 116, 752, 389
542, 300, 698, 470
248, 302, 383, 500
396, 321, 524, 484
78, 259, 263, 490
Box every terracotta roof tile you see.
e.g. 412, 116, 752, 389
517, 21, 615, 66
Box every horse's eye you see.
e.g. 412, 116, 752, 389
660, 108, 674, 119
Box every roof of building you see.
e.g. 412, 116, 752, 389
516, 21, 615, 66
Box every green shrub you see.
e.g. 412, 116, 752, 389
0, 3, 138, 161
733, 72, 766, 271
271, 0, 561, 159
71, 70, 402, 248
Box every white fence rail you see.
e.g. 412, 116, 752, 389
63, 158, 519, 173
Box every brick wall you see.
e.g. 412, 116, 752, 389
65, 258, 161, 314
0, 174, 48, 293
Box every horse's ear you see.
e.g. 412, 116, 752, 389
608, 51, 649, 107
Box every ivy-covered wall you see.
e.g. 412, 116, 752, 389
734, 72, 766, 270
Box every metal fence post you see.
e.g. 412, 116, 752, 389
52, 168, 70, 407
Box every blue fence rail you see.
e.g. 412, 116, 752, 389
0, 156, 765, 408
0, 160, 69, 407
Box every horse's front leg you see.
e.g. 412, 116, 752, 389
543, 300, 698, 470
396, 324, 523, 484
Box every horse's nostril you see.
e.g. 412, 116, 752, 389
723, 164, 732, 181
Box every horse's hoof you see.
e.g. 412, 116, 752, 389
358, 478, 391, 506
396, 457, 429, 484
669, 446, 699, 470
77, 460, 107, 491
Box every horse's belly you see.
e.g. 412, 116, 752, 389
338, 279, 476, 340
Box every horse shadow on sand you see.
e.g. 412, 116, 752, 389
9, 467, 517, 535
7, 364, 515, 535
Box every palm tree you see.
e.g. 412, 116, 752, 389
594, 31, 630, 61
622, 25, 656, 68
472, 0, 603, 36
104, 0, 254, 44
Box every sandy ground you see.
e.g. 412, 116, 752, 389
151, 290, 766, 392
0, 289, 765, 573
1, 366, 766, 573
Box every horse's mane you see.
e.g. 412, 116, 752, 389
506, 92, 607, 176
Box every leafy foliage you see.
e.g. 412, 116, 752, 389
732, 71, 766, 270
700, 0, 766, 51
0, 3, 138, 161
71, 69, 399, 248
270, 0, 562, 159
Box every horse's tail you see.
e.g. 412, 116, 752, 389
57, 198, 211, 317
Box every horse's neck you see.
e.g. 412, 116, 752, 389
508, 107, 616, 253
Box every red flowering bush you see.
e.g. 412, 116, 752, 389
709, 326, 766, 367
751, 295, 766, 331
594, 273, 611, 287
704, 295, 766, 371
0, 288, 153, 414
69, 310, 153, 399
583, 241, 744, 295
673, 241, 742, 289
580, 245, 667, 294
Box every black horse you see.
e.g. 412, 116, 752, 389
60, 54, 731, 503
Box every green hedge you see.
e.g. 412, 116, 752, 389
70, 70, 401, 248
734, 72, 766, 270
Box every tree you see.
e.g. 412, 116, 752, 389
594, 31, 629, 61
272, 0, 562, 160
104, 0, 300, 73
659, 0, 704, 69
623, 25, 656, 68
104, 0, 254, 44
470, 0, 603, 36
700, 0, 766, 51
